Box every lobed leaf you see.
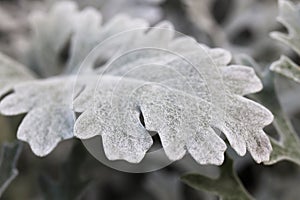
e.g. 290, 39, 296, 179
74, 45, 272, 164
236, 54, 300, 166
0, 77, 81, 156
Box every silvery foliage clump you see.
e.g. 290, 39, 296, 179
266, 0, 300, 165
1, 0, 300, 199
71, 0, 165, 24
0, 1, 273, 166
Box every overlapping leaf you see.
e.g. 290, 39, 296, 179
28, 1, 149, 77
73, 39, 273, 164
0, 53, 34, 97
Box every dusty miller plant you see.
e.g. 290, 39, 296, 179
0, 0, 300, 199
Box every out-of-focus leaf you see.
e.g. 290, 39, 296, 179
181, 156, 253, 200
262, 72, 300, 166
0, 53, 34, 97
270, 0, 300, 56
28, 1, 149, 77
270, 0, 300, 83
183, 0, 281, 62
0, 141, 22, 197
0, 77, 82, 156
72, 0, 165, 24
271, 55, 300, 83
258, 0, 300, 165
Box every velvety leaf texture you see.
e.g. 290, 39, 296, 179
0, 77, 80, 156
73, 46, 273, 165
0, 1, 273, 165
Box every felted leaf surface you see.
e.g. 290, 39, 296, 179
236, 54, 300, 166
264, 0, 300, 165
74, 41, 273, 164
0, 53, 34, 97
0, 141, 22, 197
0, 77, 80, 156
